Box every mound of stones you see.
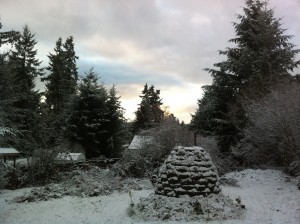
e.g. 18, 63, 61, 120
156, 146, 221, 197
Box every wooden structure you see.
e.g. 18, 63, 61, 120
0, 147, 20, 167
128, 135, 154, 150
0, 148, 20, 189
55, 152, 86, 164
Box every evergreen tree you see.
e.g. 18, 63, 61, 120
10, 25, 43, 93
133, 84, 164, 133
42, 36, 78, 146
0, 21, 20, 46
66, 69, 107, 158
7, 25, 43, 152
66, 69, 125, 158
191, 0, 300, 151
0, 55, 15, 146
0, 21, 19, 146
103, 85, 126, 157
62, 36, 78, 96
43, 37, 64, 113
43, 36, 78, 114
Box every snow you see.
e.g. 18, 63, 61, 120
127, 135, 154, 150
0, 169, 299, 224
0, 148, 20, 156
55, 152, 86, 164
222, 169, 300, 224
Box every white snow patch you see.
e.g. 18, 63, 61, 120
222, 169, 300, 224
0, 169, 299, 224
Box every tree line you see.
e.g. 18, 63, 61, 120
0, 22, 172, 159
1, 0, 299, 169
190, 0, 300, 167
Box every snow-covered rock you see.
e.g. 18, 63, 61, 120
156, 146, 221, 197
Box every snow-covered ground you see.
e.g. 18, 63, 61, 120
0, 169, 299, 224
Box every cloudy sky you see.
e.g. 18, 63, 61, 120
1, 0, 300, 123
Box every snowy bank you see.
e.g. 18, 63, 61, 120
0, 169, 299, 224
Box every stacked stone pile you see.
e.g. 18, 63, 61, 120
156, 146, 221, 197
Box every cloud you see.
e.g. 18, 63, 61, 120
1, 0, 300, 122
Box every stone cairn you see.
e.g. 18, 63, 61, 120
155, 146, 221, 197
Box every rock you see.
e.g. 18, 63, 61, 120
162, 212, 170, 220
92, 189, 100, 196
219, 177, 239, 186
138, 180, 154, 189
156, 146, 221, 197
288, 161, 300, 176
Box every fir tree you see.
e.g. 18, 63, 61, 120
0, 21, 19, 146
66, 69, 126, 158
65, 69, 108, 158
0, 54, 15, 146
191, 0, 300, 151
62, 36, 78, 96
103, 85, 126, 157
42, 36, 79, 146
0, 21, 20, 46
10, 25, 43, 93
7, 25, 43, 152
133, 84, 164, 133
43, 36, 78, 113
43, 37, 64, 113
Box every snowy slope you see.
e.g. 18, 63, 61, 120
0, 169, 299, 224
222, 169, 300, 224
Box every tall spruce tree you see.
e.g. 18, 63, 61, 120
62, 36, 78, 96
0, 54, 15, 146
43, 36, 78, 114
0, 21, 20, 46
7, 25, 43, 152
102, 85, 126, 157
133, 84, 164, 133
191, 0, 300, 151
42, 36, 78, 146
0, 21, 20, 146
43, 37, 64, 113
65, 69, 125, 158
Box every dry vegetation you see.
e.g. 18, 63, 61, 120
234, 83, 300, 168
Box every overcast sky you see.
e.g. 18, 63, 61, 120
1, 0, 300, 123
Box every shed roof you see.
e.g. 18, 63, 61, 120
128, 135, 154, 150
0, 148, 20, 156
56, 152, 85, 161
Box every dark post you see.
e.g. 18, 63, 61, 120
194, 132, 197, 146
12, 156, 16, 189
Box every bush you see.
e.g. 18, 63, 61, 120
199, 136, 241, 175
17, 147, 60, 187
114, 118, 193, 178
234, 83, 300, 166
0, 163, 8, 189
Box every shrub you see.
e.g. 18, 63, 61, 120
17, 147, 60, 187
0, 162, 8, 189
114, 118, 193, 178
199, 135, 241, 175
234, 83, 300, 166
